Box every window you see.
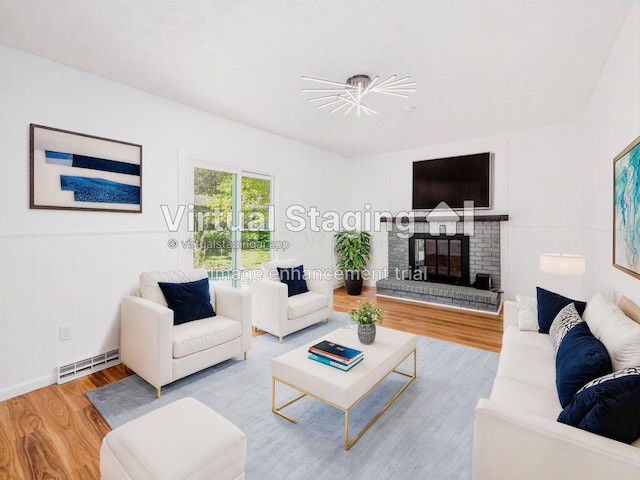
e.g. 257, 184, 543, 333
191, 165, 273, 285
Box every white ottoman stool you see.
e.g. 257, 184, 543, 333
100, 397, 246, 480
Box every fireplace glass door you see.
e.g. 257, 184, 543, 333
409, 234, 469, 286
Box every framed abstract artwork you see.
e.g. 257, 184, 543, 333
613, 135, 640, 279
30, 124, 142, 213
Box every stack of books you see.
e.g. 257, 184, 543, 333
308, 340, 364, 371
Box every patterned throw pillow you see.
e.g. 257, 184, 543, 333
577, 366, 640, 393
558, 367, 640, 444
549, 303, 583, 354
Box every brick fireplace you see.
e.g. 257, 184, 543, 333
376, 214, 507, 312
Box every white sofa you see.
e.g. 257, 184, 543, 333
249, 259, 333, 343
473, 299, 640, 480
121, 269, 251, 397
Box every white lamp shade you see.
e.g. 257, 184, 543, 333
540, 253, 586, 276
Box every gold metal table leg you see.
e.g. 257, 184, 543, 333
344, 349, 417, 450
273, 348, 417, 450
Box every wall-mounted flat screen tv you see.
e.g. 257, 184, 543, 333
412, 152, 492, 210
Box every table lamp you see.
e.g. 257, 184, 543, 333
539, 253, 586, 276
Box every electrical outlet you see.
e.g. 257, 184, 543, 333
59, 324, 71, 342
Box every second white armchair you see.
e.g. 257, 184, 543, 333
249, 259, 333, 343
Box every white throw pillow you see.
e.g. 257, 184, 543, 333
583, 291, 640, 371
548, 303, 583, 354
516, 295, 538, 331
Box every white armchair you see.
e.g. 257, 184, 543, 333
120, 269, 251, 397
249, 259, 333, 343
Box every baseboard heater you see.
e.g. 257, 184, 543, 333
56, 348, 120, 384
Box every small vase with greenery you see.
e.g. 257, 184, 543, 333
349, 301, 384, 345
334, 230, 372, 296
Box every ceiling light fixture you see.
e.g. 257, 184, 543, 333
302, 74, 416, 116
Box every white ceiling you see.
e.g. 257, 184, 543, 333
0, 0, 633, 157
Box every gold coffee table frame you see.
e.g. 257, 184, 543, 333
272, 348, 416, 450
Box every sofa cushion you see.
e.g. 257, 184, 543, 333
502, 325, 555, 352
139, 269, 210, 307
583, 291, 640, 371
490, 376, 562, 419
536, 287, 586, 334
555, 321, 612, 407
497, 330, 557, 393
287, 291, 328, 320
277, 265, 309, 297
516, 295, 538, 331
558, 367, 640, 444
549, 303, 583, 354
159, 278, 215, 325
173, 316, 241, 358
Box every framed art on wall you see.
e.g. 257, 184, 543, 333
613, 134, 640, 279
30, 124, 142, 213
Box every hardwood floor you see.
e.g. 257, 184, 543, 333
0, 286, 502, 479
0, 368, 129, 480
334, 286, 503, 353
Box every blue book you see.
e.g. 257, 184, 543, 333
309, 340, 364, 364
308, 353, 364, 371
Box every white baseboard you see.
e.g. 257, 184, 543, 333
0, 373, 57, 402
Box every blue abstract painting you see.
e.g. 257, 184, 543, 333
30, 124, 142, 212
614, 136, 640, 278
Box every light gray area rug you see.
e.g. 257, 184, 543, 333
87, 314, 499, 480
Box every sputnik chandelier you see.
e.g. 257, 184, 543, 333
301, 74, 416, 116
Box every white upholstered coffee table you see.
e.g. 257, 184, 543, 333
271, 326, 417, 450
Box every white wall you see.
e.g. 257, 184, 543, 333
349, 1, 640, 302
580, 0, 640, 304
0, 45, 348, 400
348, 124, 588, 299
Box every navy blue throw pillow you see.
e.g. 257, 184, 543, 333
558, 367, 640, 444
277, 265, 309, 297
158, 278, 215, 325
536, 287, 586, 334
555, 322, 612, 407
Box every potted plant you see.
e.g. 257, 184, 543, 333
349, 301, 384, 344
334, 230, 372, 296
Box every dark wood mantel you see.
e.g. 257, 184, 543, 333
379, 214, 509, 222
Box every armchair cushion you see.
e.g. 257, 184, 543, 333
277, 265, 309, 297
158, 278, 215, 325
287, 291, 328, 320
139, 269, 210, 307
173, 316, 241, 358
